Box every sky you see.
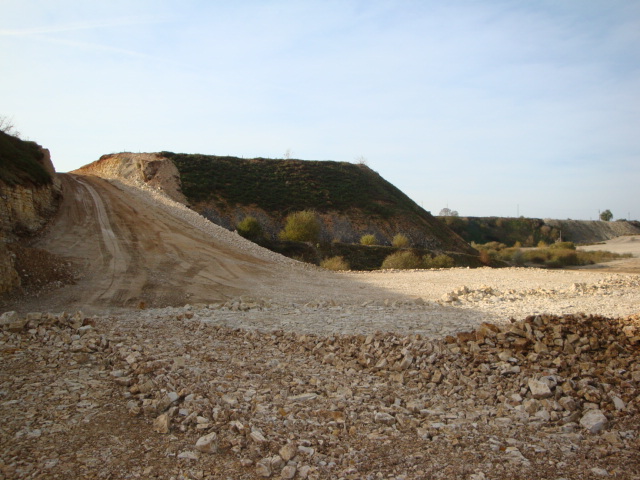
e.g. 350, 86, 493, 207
1, 0, 639, 220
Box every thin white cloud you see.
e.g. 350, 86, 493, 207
0, 16, 166, 36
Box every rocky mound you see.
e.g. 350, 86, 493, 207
73, 152, 187, 205
1, 308, 638, 479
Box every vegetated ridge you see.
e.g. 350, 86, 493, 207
442, 215, 640, 247
0, 130, 53, 186
159, 152, 476, 256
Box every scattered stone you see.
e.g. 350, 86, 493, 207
153, 413, 170, 434
580, 409, 608, 434
195, 432, 218, 453
528, 379, 553, 399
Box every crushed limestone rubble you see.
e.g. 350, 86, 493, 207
1, 307, 639, 479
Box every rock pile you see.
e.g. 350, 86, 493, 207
2, 308, 638, 479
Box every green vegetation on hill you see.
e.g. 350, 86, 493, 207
443, 216, 560, 247
162, 152, 425, 219
0, 131, 51, 186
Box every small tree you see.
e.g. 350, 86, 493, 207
392, 233, 410, 248
600, 209, 613, 222
279, 210, 320, 242
439, 207, 459, 216
0, 115, 20, 137
360, 234, 377, 246
236, 216, 263, 242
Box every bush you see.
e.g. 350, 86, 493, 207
511, 248, 525, 266
545, 249, 579, 267
391, 233, 410, 248
549, 241, 576, 250
236, 216, 263, 242
360, 234, 377, 246
423, 254, 454, 268
381, 251, 423, 269
279, 210, 321, 242
320, 256, 350, 271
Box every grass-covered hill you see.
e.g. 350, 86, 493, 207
0, 131, 52, 186
161, 152, 477, 256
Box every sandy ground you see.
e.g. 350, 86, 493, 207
574, 235, 640, 273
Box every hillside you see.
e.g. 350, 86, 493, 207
0, 130, 54, 187
160, 152, 476, 255
443, 216, 640, 246
0, 132, 62, 293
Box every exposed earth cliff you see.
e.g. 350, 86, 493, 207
0, 132, 62, 293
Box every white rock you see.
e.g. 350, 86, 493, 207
195, 432, 218, 453
250, 430, 267, 444
177, 450, 199, 460
281, 465, 297, 479
0, 311, 19, 326
580, 409, 608, 434
255, 460, 271, 477
611, 396, 626, 411
528, 379, 552, 399
374, 412, 395, 425
279, 442, 297, 462
153, 413, 170, 434
288, 393, 317, 402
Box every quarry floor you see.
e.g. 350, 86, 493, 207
1, 174, 639, 479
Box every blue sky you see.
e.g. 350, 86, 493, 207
2, 1, 638, 220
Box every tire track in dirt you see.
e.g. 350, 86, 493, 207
73, 176, 130, 301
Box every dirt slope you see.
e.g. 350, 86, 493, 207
1, 173, 399, 314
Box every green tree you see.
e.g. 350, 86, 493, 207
279, 210, 320, 242
600, 209, 613, 221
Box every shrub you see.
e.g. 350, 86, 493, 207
236, 216, 263, 242
381, 251, 423, 269
320, 256, 350, 271
511, 248, 525, 266
279, 210, 321, 242
549, 241, 576, 250
360, 234, 377, 246
391, 233, 410, 248
545, 249, 579, 267
423, 254, 454, 268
